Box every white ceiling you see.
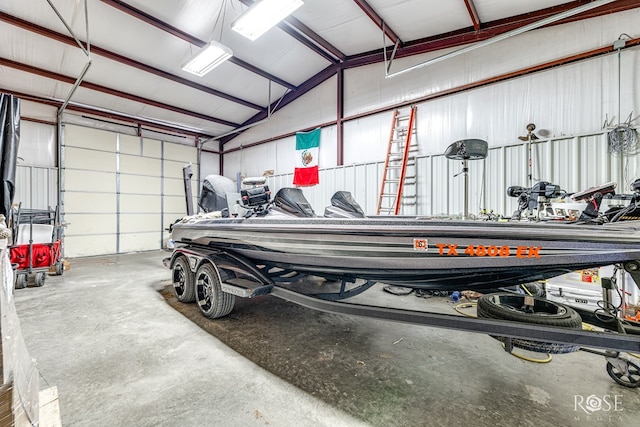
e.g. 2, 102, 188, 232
0, 0, 636, 142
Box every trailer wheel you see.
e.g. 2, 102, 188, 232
606, 359, 640, 388
15, 273, 28, 289
55, 261, 64, 276
477, 292, 582, 354
195, 262, 235, 319
172, 256, 195, 303
34, 272, 46, 287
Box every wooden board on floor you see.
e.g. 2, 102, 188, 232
38, 386, 61, 427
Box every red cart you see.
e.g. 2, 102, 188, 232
9, 207, 64, 288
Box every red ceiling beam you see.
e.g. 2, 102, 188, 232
345, 0, 640, 68
236, 0, 344, 62
352, 0, 402, 46
99, 0, 297, 90
220, 64, 339, 145
223, 36, 640, 154
0, 87, 216, 142
280, 16, 345, 62
0, 57, 240, 128
0, 11, 263, 111
463, 0, 481, 31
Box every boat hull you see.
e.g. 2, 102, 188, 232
171, 217, 640, 290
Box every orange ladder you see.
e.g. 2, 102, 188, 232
376, 106, 417, 215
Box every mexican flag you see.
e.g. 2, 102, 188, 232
293, 128, 320, 186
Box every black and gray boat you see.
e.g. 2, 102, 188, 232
171, 180, 640, 291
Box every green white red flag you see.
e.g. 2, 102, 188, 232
293, 128, 320, 186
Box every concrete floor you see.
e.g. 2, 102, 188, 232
12, 250, 640, 426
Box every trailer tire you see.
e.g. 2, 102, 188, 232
15, 273, 28, 289
34, 272, 46, 287
195, 262, 235, 319
55, 261, 64, 276
172, 256, 195, 303
477, 292, 582, 354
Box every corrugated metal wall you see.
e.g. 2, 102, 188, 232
14, 166, 58, 210
267, 130, 639, 218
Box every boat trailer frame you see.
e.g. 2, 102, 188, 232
165, 246, 640, 387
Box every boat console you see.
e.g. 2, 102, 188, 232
272, 188, 316, 217
323, 191, 365, 218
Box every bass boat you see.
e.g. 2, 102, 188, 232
170, 179, 640, 291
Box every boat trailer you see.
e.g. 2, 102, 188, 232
164, 246, 640, 388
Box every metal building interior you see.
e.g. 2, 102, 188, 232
1, 0, 640, 426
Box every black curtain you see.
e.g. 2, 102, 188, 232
0, 93, 20, 220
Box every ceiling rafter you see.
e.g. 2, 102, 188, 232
351, 0, 402, 46
462, 0, 481, 31
221, 0, 640, 145
279, 16, 345, 62
344, 0, 640, 68
237, 0, 344, 63
99, 0, 297, 90
0, 87, 212, 140
0, 11, 263, 111
0, 57, 240, 128
220, 63, 339, 145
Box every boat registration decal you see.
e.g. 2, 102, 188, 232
413, 239, 428, 251
435, 244, 541, 258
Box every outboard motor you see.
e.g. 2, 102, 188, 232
271, 188, 316, 217
324, 191, 365, 218
199, 175, 237, 215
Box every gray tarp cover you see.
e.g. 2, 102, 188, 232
0, 93, 20, 220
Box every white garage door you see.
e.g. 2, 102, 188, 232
62, 124, 197, 258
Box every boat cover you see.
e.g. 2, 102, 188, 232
273, 188, 315, 217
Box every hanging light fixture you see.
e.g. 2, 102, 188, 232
182, 40, 233, 77
232, 0, 303, 41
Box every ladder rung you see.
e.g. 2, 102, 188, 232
384, 179, 400, 183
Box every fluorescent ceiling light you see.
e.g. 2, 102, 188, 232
232, 0, 303, 41
182, 41, 233, 77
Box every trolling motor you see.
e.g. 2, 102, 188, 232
508, 181, 564, 220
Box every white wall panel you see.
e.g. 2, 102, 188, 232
18, 121, 55, 167
64, 235, 116, 257
268, 131, 640, 219
120, 175, 162, 195
120, 232, 162, 253
64, 147, 117, 172
120, 195, 161, 214
226, 127, 338, 179
119, 134, 142, 155
64, 125, 116, 151
65, 192, 117, 214
142, 138, 162, 158
65, 214, 116, 235
120, 155, 161, 175
64, 170, 115, 193
164, 141, 197, 163
120, 214, 161, 233
200, 150, 220, 180
15, 166, 58, 209
226, 76, 338, 151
